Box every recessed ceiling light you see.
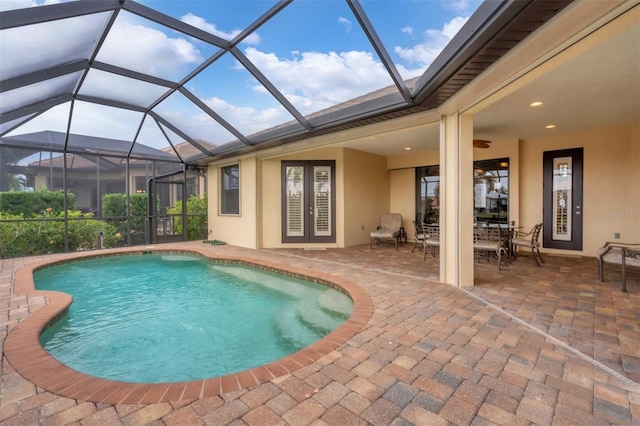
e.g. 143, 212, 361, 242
530, 101, 543, 107
405, 147, 411, 151
545, 124, 556, 129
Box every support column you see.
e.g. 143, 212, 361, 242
439, 113, 475, 287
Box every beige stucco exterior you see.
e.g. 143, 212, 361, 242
207, 3, 639, 287
518, 122, 640, 256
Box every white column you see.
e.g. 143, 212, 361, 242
439, 113, 475, 287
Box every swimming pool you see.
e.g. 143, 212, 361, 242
35, 253, 353, 383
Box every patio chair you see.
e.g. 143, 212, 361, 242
596, 242, 640, 292
511, 223, 544, 266
423, 224, 440, 260
370, 213, 405, 250
473, 226, 506, 270
412, 220, 426, 254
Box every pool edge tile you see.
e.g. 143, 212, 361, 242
220, 374, 241, 394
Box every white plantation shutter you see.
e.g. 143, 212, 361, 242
286, 166, 304, 237
552, 157, 572, 241
313, 166, 331, 237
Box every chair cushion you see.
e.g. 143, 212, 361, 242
599, 247, 640, 267
371, 230, 400, 239
512, 237, 538, 248
424, 238, 440, 246
474, 241, 501, 251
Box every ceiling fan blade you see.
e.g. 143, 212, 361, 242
473, 139, 492, 148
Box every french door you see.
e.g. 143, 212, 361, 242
281, 161, 335, 243
543, 148, 583, 250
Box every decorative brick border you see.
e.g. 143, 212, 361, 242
4, 246, 373, 404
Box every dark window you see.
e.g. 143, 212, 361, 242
415, 158, 510, 225
415, 165, 440, 224
473, 158, 509, 224
221, 164, 239, 215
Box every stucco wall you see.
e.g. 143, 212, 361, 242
207, 157, 257, 248
343, 148, 389, 247
519, 122, 639, 256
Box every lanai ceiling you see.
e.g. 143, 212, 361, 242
1, 0, 608, 166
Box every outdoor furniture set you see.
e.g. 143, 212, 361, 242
373, 217, 636, 292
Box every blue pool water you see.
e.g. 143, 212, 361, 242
36, 253, 353, 383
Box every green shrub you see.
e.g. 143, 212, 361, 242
101, 193, 149, 245
166, 194, 208, 240
0, 189, 76, 217
0, 210, 119, 258
102, 193, 127, 219
66, 210, 121, 251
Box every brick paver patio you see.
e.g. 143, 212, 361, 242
1, 241, 638, 425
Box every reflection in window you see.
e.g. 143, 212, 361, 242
415, 158, 510, 225
220, 164, 239, 215
474, 159, 509, 224
416, 166, 439, 224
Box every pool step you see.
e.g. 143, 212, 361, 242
209, 264, 309, 298
317, 290, 353, 318
296, 298, 347, 335
273, 304, 324, 349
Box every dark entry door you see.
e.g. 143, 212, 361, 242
543, 148, 583, 250
282, 161, 335, 244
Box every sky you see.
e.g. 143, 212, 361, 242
1, 0, 483, 155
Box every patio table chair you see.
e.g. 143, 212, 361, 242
412, 220, 426, 254
422, 224, 440, 260
511, 223, 544, 266
473, 225, 506, 270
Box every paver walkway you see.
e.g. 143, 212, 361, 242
1, 242, 638, 425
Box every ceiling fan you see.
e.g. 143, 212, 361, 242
473, 139, 492, 148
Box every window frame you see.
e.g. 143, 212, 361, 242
219, 163, 240, 216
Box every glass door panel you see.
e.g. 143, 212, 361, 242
552, 157, 572, 241
313, 165, 332, 237
543, 148, 583, 250
285, 165, 305, 238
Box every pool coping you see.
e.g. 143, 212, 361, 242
4, 246, 374, 404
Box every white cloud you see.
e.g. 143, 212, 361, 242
442, 0, 475, 14
338, 17, 352, 33
99, 19, 203, 79
244, 47, 394, 114
180, 13, 261, 45
401, 26, 414, 35
0, 0, 61, 12
394, 15, 469, 69
204, 97, 291, 136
